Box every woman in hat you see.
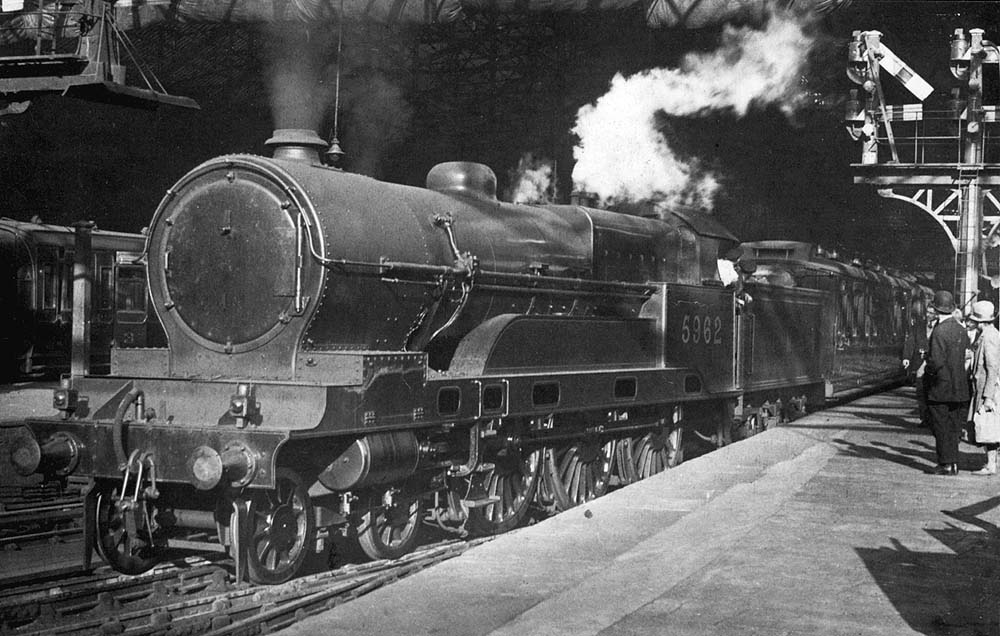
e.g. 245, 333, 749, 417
967, 299, 1000, 475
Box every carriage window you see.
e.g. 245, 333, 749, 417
532, 382, 560, 407
853, 284, 865, 338
116, 267, 148, 322
41, 263, 58, 310
36, 246, 56, 310
437, 387, 461, 415
16, 264, 33, 308
58, 259, 72, 312
839, 282, 852, 339
97, 266, 114, 311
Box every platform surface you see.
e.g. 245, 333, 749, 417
283, 387, 1000, 636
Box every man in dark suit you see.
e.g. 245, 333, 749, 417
902, 302, 936, 427
924, 290, 971, 475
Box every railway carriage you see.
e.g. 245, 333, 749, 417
743, 240, 917, 396
0, 217, 164, 379
5, 130, 918, 584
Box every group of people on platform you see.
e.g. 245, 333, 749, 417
904, 290, 1000, 476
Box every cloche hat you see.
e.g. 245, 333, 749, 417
931, 290, 956, 314
969, 300, 996, 323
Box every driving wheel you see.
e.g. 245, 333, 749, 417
613, 437, 639, 486
541, 440, 613, 512
633, 426, 683, 479
470, 446, 542, 534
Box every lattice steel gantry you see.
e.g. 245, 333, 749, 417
846, 28, 1000, 311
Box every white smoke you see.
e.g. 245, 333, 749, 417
265, 23, 336, 132
507, 153, 555, 204
263, 24, 412, 178
571, 12, 815, 207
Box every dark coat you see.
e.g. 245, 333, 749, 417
925, 316, 971, 403
903, 319, 930, 370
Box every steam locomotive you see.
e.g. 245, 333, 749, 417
5, 129, 919, 584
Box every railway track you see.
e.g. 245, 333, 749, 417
0, 478, 87, 583
1, 536, 491, 636
0, 496, 83, 544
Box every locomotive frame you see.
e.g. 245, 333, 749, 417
5, 131, 918, 584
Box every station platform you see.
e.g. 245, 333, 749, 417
283, 387, 1000, 636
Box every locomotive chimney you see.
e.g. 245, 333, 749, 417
265, 129, 328, 164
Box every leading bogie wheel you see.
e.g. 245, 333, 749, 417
93, 485, 159, 575
245, 467, 315, 585
356, 490, 423, 561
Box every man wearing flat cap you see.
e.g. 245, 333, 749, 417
924, 290, 971, 475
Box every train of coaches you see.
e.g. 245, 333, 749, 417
1, 130, 933, 585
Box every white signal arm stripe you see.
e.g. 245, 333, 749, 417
876, 43, 934, 101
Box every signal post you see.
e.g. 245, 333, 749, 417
846, 28, 1000, 311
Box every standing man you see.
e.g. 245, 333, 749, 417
924, 290, 971, 475
902, 302, 937, 428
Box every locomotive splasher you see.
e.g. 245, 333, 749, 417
5, 128, 916, 584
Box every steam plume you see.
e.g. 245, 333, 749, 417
265, 24, 337, 132
507, 153, 555, 204
264, 23, 411, 177
571, 12, 815, 207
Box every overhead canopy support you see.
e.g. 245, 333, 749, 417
0, 0, 199, 111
